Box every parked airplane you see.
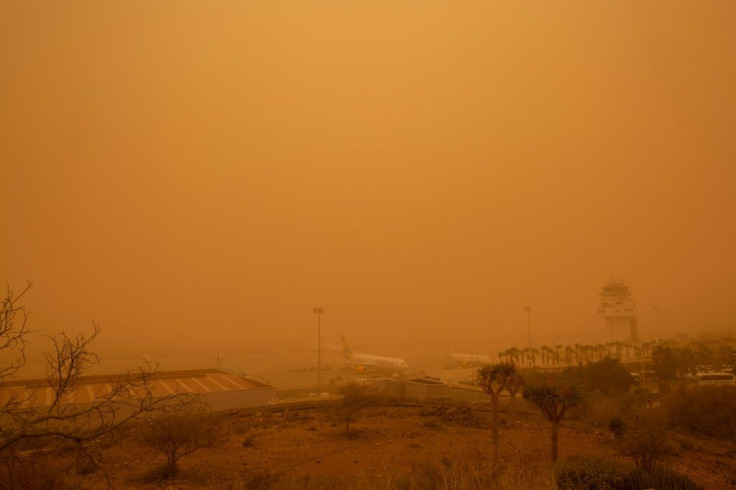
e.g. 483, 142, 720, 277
340, 336, 411, 371
446, 346, 493, 366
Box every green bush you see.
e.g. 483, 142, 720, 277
609, 417, 625, 438
622, 467, 700, 490
664, 385, 736, 439
619, 418, 678, 472
585, 358, 635, 396
615, 390, 649, 417
555, 456, 701, 490
421, 417, 445, 430
555, 455, 630, 490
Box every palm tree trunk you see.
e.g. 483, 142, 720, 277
491, 394, 499, 462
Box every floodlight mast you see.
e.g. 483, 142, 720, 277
313, 307, 324, 390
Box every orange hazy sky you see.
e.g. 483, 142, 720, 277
1, 2, 735, 356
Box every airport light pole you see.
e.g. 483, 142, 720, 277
313, 307, 324, 390
654, 306, 660, 343
523, 306, 532, 349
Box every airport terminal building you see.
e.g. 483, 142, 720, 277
0, 368, 277, 412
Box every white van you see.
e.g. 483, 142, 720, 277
696, 372, 735, 386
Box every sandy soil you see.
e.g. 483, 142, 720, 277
74, 398, 736, 490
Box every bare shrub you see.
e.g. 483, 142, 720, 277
419, 401, 488, 428
242, 433, 256, 448
403, 455, 555, 490
0, 284, 194, 487
137, 410, 217, 479
618, 412, 677, 472
609, 417, 626, 439
335, 382, 375, 436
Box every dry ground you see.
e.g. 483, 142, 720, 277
74, 398, 736, 489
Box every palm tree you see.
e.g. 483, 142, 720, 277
588, 344, 596, 363
641, 341, 656, 359
507, 347, 521, 367
477, 363, 516, 463
595, 343, 605, 361
523, 383, 583, 462
529, 348, 539, 367
519, 348, 529, 367
579, 345, 589, 364
501, 348, 513, 365
623, 341, 631, 359
564, 345, 574, 365
540, 345, 552, 366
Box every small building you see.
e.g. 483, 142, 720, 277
374, 377, 449, 401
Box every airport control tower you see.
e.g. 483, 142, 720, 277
598, 280, 639, 343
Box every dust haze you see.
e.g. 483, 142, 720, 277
1, 2, 735, 364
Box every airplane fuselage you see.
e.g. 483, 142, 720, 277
447, 352, 493, 365
340, 336, 411, 371
352, 352, 410, 370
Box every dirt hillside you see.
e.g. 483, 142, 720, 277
76, 398, 736, 489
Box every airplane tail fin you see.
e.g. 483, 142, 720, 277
340, 336, 353, 359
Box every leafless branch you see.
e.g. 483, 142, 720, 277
0, 284, 198, 486
0, 282, 32, 384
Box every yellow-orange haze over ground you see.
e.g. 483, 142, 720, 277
1, 2, 735, 356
